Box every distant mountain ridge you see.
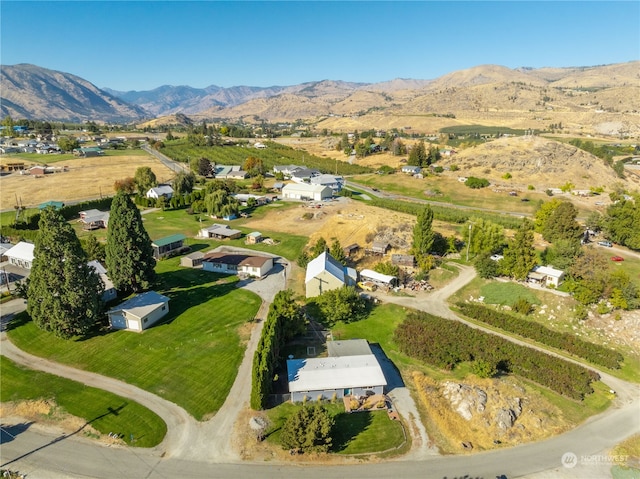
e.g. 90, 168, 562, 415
1, 62, 637, 131
0, 64, 147, 123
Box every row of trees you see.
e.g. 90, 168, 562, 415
394, 311, 599, 400
26, 191, 156, 339
456, 303, 624, 369
251, 290, 306, 410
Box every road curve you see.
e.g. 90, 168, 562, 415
1, 265, 639, 478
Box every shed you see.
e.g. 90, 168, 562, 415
199, 224, 242, 240
360, 269, 398, 287
180, 251, 205, 268
305, 251, 357, 298
151, 234, 186, 259
246, 231, 263, 244
343, 243, 360, 257
38, 200, 64, 210
107, 291, 170, 332
391, 254, 415, 267
371, 240, 390, 254
87, 260, 117, 302
528, 265, 565, 288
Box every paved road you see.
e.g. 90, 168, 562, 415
1, 265, 639, 478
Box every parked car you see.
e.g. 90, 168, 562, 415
358, 281, 377, 292
598, 241, 613, 247
611, 256, 624, 262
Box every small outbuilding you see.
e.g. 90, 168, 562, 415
152, 234, 187, 259
359, 269, 398, 288
180, 251, 205, 268
107, 291, 170, 332
281, 183, 332, 202
87, 260, 117, 303
391, 254, 415, 267
528, 265, 565, 288
246, 232, 263, 244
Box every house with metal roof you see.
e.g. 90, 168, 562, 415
527, 265, 565, 288
198, 224, 242, 240
287, 339, 386, 402
202, 252, 274, 278
305, 251, 357, 298
146, 185, 174, 200
282, 183, 333, 202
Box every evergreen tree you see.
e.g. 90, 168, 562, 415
542, 201, 582, 243
329, 239, 347, 265
105, 192, 156, 293
280, 404, 334, 453
310, 237, 328, 258
412, 205, 435, 258
83, 234, 106, 262
502, 219, 537, 281
408, 140, 427, 166
27, 207, 103, 339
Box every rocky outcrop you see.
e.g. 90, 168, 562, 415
442, 382, 488, 421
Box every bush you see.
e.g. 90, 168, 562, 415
472, 359, 497, 378
280, 405, 334, 453
465, 177, 490, 189
513, 298, 534, 315
313, 286, 368, 326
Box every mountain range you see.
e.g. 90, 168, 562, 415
1, 62, 638, 136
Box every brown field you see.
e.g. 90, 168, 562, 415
0, 154, 176, 210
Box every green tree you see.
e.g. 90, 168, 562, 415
471, 359, 497, 378
133, 166, 157, 194
105, 192, 156, 293
204, 189, 239, 218
271, 290, 306, 341
310, 237, 328, 259
566, 248, 609, 305
374, 262, 399, 277
329, 239, 347, 265
502, 219, 537, 281
542, 201, 582, 243
540, 239, 581, 270
412, 205, 435, 259
474, 253, 501, 279
408, 140, 427, 167
27, 207, 103, 339
83, 234, 105, 262
534, 198, 563, 233
315, 286, 367, 326
56, 136, 80, 152
280, 404, 334, 453
604, 196, 640, 250
172, 171, 196, 196
464, 218, 505, 258
243, 156, 265, 177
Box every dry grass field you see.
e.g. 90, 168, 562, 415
0, 153, 176, 210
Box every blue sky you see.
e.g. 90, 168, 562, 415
1, 1, 638, 91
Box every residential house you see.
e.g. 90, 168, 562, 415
273, 165, 303, 178
281, 183, 333, 202
199, 224, 242, 240
528, 265, 565, 288
107, 291, 170, 332
87, 260, 117, 302
5, 242, 35, 269
73, 147, 104, 157
287, 339, 387, 402
202, 252, 274, 278
290, 168, 321, 184
79, 209, 109, 230
305, 251, 357, 298
233, 194, 268, 206
151, 234, 187, 259
310, 174, 344, 193
401, 165, 422, 175
146, 185, 174, 200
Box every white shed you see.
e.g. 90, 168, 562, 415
359, 269, 398, 287
107, 291, 169, 332
5, 241, 35, 269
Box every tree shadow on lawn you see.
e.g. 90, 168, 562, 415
331, 411, 373, 452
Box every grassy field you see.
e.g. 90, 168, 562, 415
0, 356, 167, 447
264, 402, 407, 455
351, 173, 544, 215
479, 282, 542, 306
6, 257, 261, 420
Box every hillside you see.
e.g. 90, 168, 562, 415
0, 64, 147, 123
438, 136, 638, 191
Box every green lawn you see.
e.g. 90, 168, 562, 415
0, 356, 167, 447
7, 257, 262, 420
479, 282, 541, 306
265, 402, 407, 455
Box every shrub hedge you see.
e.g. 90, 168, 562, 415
394, 311, 599, 400
456, 302, 623, 370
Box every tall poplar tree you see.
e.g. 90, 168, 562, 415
106, 192, 156, 293
412, 205, 435, 258
27, 207, 103, 339
502, 219, 537, 281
